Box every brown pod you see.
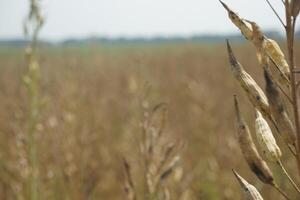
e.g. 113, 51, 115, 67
219, 1, 253, 40
220, 1, 290, 86
264, 70, 296, 148
227, 41, 271, 120
233, 170, 264, 200
234, 96, 274, 185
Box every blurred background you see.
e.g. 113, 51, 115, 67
0, 0, 300, 199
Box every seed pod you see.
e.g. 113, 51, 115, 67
234, 96, 274, 185
247, 21, 270, 72
233, 169, 264, 200
249, 21, 264, 51
247, 21, 290, 87
265, 39, 290, 83
255, 110, 282, 162
220, 2, 290, 86
220, 1, 252, 40
227, 41, 271, 119
264, 70, 296, 149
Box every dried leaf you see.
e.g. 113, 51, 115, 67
122, 158, 136, 200
160, 156, 180, 181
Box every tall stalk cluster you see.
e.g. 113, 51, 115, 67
122, 90, 193, 200
23, 0, 44, 199
220, 0, 300, 199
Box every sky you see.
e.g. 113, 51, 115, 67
0, 0, 293, 41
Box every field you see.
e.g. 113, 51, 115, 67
0, 42, 299, 199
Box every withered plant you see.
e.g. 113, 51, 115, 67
221, 0, 300, 199
122, 91, 193, 200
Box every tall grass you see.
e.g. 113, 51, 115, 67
122, 97, 194, 200
23, 0, 44, 199
3, 0, 300, 199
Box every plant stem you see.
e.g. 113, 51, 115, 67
277, 160, 300, 194
273, 184, 291, 200
284, 0, 300, 177
24, 1, 44, 199
26, 45, 40, 200
265, 0, 286, 28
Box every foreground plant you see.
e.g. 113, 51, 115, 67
234, 96, 289, 199
221, 0, 300, 198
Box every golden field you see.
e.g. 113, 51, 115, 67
0, 42, 299, 199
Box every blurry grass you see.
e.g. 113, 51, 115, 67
0, 42, 299, 199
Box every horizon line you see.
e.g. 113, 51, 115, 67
0, 29, 286, 43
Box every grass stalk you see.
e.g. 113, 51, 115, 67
272, 184, 291, 200
23, 0, 44, 199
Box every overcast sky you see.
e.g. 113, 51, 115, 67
0, 0, 294, 41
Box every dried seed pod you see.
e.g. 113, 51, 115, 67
264, 70, 296, 148
220, 2, 290, 86
233, 170, 264, 200
248, 21, 270, 71
234, 96, 274, 185
265, 39, 290, 82
227, 41, 271, 119
248, 21, 290, 86
255, 110, 282, 162
220, 1, 252, 40
249, 21, 265, 52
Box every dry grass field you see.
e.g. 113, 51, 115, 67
0, 41, 299, 199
